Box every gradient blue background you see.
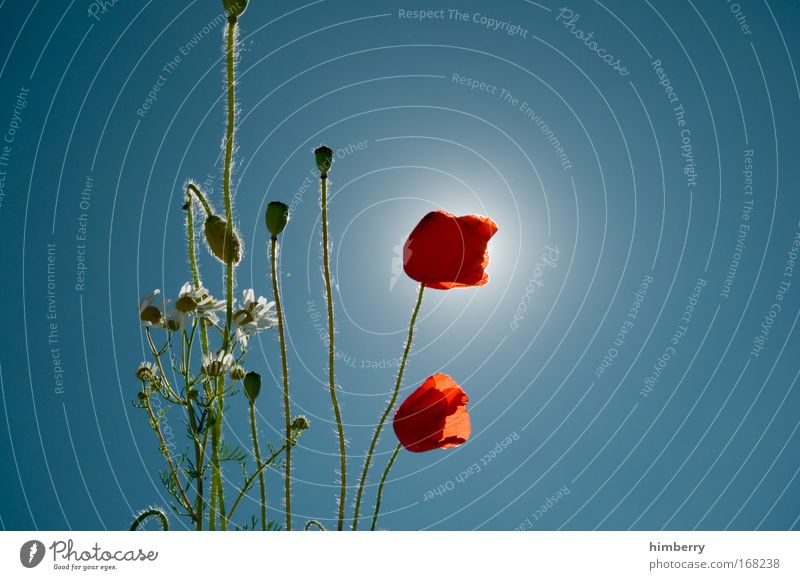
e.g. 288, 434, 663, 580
1, 0, 799, 531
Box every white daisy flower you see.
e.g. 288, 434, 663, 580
162, 309, 188, 333
135, 361, 158, 382
231, 289, 278, 347
139, 289, 163, 326
201, 350, 234, 377
175, 282, 225, 324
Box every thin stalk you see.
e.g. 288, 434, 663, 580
183, 328, 204, 530
320, 173, 346, 530
186, 183, 213, 217
352, 284, 425, 529
129, 508, 169, 531
144, 397, 197, 522
270, 237, 292, 530
227, 441, 290, 523
249, 402, 267, 531
185, 184, 213, 529
370, 442, 401, 530
213, 14, 239, 531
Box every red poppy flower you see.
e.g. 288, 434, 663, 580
393, 373, 471, 453
403, 210, 498, 290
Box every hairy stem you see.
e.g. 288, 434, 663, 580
249, 402, 267, 531
227, 441, 291, 524
270, 237, 292, 530
129, 508, 169, 531
370, 443, 401, 530
213, 14, 239, 532
144, 398, 197, 523
321, 174, 346, 530
352, 284, 424, 529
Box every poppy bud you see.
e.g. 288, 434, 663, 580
243, 371, 261, 403
291, 416, 309, 431
314, 146, 333, 177
230, 365, 246, 381
265, 201, 290, 238
204, 215, 242, 264
223, 0, 247, 17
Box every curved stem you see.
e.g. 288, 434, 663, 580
352, 284, 425, 529
186, 183, 213, 217
304, 520, 326, 531
270, 237, 292, 530
370, 443, 401, 530
320, 174, 347, 530
129, 508, 169, 531
249, 402, 267, 531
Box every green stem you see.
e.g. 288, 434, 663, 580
270, 237, 292, 530
304, 520, 326, 531
352, 284, 425, 530
129, 508, 169, 531
186, 183, 213, 217
249, 402, 267, 531
370, 443, 401, 530
144, 397, 197, 523
227, 441, 290, 524
185, 184, 213, 530
214, 14, 239, 532
321, 174, 346, 530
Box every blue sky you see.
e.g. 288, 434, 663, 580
1, 0, 799, 530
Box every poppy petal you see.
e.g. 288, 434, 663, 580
393, 373, 471, 453
403, 210, 498, 290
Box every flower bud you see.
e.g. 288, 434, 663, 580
204, 215, 242, 264
243, 371, 262, 403
230, 365, 247, 381
265, 201, 290, 238
188, 389, 199, 400
291, 416, 309, 431
137, 391, 148, 400
223, 0, 247, 17
314, 146, 333, 177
